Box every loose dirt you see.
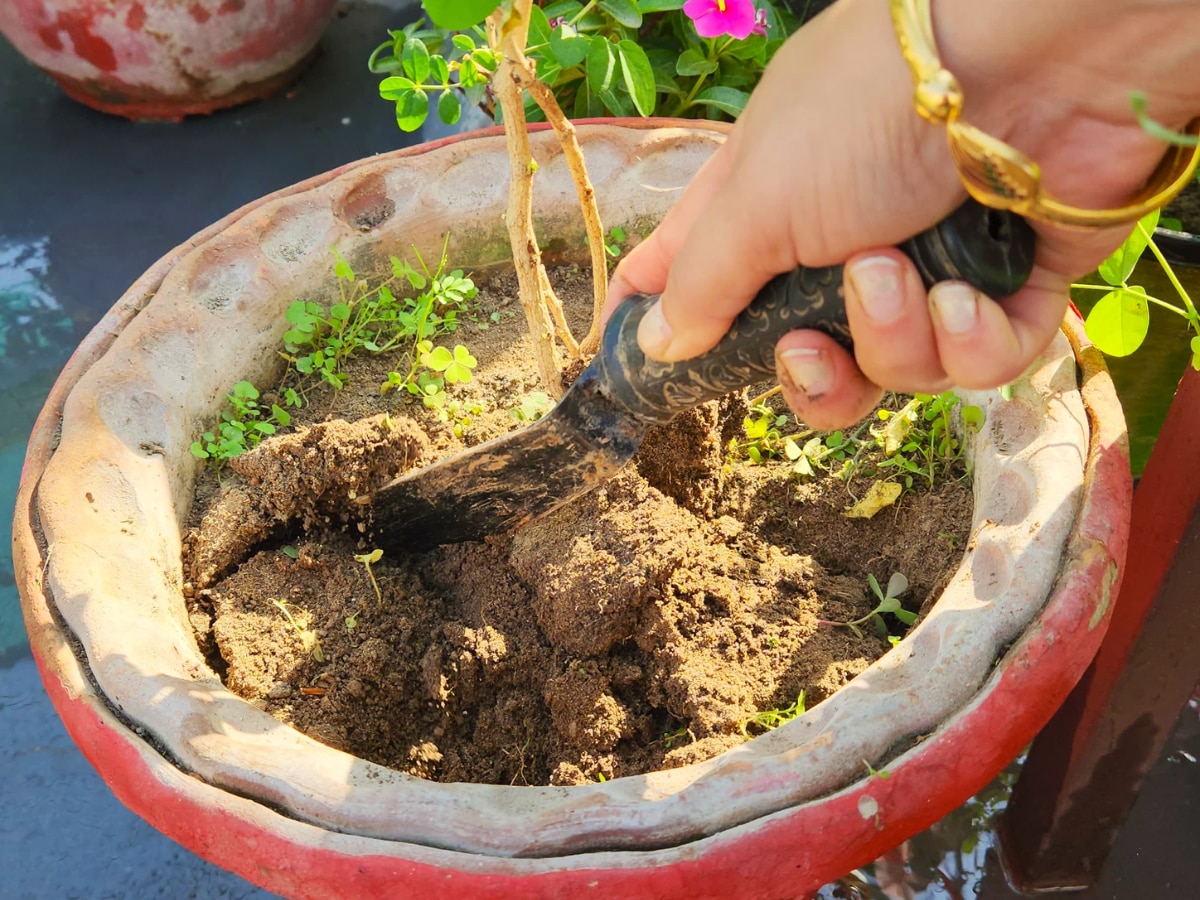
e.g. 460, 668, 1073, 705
184, 265, 973, 786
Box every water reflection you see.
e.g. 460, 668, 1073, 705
1, 234, 76, 664
818, 764, 1020, 900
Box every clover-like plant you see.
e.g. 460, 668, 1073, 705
190, 381, 293, 465
510, 390, 553, 424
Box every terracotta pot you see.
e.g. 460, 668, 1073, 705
0, 0, 337, 120
12, 121, 1131, 899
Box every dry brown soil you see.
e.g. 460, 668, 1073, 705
184, 265, 973, 787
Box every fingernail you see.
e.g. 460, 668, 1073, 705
848, 256, 904, 324
930, 282, 979, 335
637, 300, 673, 358
778, 347, 833, 398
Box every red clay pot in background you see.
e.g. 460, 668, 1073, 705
0, 0, 337, 120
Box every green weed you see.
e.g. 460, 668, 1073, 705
740, 692, 807, 737
190, 381, 293, 465
271, 598, 324, 662
819, 572, 916, 641
509, 390, 552, 424
354, 548, 384, 608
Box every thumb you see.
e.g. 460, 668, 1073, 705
636, 161, 796, 362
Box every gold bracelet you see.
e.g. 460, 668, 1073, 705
889, 0, 1200, 229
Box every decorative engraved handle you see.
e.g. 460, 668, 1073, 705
598, 199, 1036, 422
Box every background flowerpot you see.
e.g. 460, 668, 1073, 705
0, 0, 337, 120
13, 121, 1130, 898
1158, 178, 1200, 267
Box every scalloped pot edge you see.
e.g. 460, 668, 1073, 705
13, 122, 1132, 899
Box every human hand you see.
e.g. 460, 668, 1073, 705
606, 0, 1200, 430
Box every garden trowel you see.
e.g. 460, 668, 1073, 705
366, 200, 1035, 553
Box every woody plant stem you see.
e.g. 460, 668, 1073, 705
487, 0, 609, 394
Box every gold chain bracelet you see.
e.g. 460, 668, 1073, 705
889, 0, 1200, 229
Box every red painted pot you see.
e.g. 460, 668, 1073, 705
0, 0, 337, 120
12, 121, 1131, 898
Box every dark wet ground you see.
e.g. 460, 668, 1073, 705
2, 2, 1198, 897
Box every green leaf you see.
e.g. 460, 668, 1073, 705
616, 40, 655, 117
421, 0, 497, 30
401, 38, 431, 84
877, 597, 901, 614
1130, 91, 1200, 147
544, 0, 585, 17
233, 381, 259, 400
677, 48, 717, 76
451, 34, 476, 52
1192, 335, 1200, 371
692, 85, 750, 117
330, 302, 351, 320
638, 0, 684, 10
332, 249, 354, 281
574, 83, 607, 118
528, 3, 553, 45
430, 54, 449, 85
422, 345, 454, 371
961, 404, 985, 431
586, 36, 617, 96
550, 25, 590, 68
395, 89, 430, 132
438, 90, 461, 125
599, 0, 641, 27
1084, 287, 1151, 357
724, 33, 767, 61
378, 75, 417, 101
1097, 209, 1159, 285
893, 609, 918, 625
599, 87, 636, 117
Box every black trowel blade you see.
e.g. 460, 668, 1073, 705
368, 361, 646, 552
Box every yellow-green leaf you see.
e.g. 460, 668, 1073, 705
1097, 209, 1159, 285
881, 398, 920, 455
845, 481, 903, 519
1084, 287, 1150, 357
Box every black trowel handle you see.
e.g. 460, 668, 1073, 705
598, 199, 1036, 423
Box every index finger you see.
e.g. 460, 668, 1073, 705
603, 143, 736, 323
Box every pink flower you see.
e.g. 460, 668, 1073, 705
751, 8, 769, 36
682, 0, 758, 40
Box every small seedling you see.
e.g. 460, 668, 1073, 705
872, 391, 984, 490
661, 726, 691, 749
354, 548, 384, 608
863, 759, 891, 780
729, 400, 792, 464
509, 391, 552, 423
820, 572, 916, 640
740, 692, 807, 737
345, 609, 361, 631
281, 545, 299, 560
271, 599, 324, 662
604, 225, 627, 259
190, 381, 292, 465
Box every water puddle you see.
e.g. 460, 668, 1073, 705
1, 234, 77, 664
